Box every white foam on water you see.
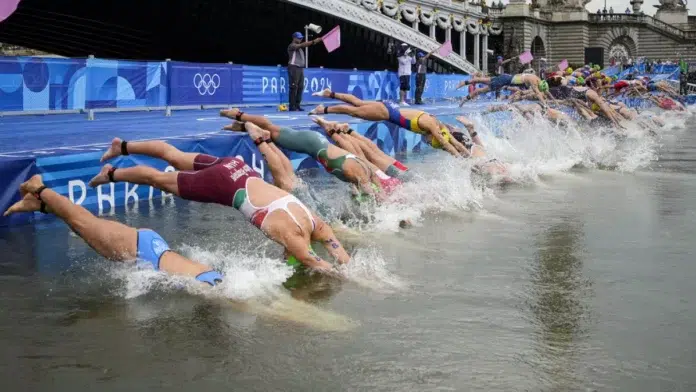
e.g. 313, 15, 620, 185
337, 245, 409, 293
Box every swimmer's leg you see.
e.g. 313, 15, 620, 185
10, 176, 137, 260
309, 103, 388, 122
316, 89, 370, 107
89, 164, 180, 196
352, 138, 396, 172
246, 123, 296, 192
100, 138, 199, 171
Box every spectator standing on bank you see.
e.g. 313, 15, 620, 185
397, 43, 416, 105
287, 31, 322, 111
415, 49, 436, 105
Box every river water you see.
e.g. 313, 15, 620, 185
1, 108, 695, 391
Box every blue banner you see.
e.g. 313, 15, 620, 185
85, 59, 168, 109
169, 62, 242, 106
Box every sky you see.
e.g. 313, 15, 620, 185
496, 0, 694, 16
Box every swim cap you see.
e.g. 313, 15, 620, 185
591, 103, 600, 112
577, 76, 585, 85
286, 245, 316, 268
565, 67, 573, 75
538, 80, 549, 92
568, 78, 577, 86
604, 76, 612, 84
278, 104, 288, 111
612, 75, 618, 81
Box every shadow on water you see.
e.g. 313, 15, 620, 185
527, 218, 593, 391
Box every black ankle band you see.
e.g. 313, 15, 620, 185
34, 185, 47, 201
108, 167, 117, 182
323, 106, 329, 114
470, 131, 478, 138
236, 111, 244, 121
39, 201, 47, 214
347, 128, 354, 135
264, 138, 273, 144
253, 137, 264, 146
121, 141, 129, 156
330, 92, 336, 99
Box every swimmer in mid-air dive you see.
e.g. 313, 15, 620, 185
220, 108, 387, 201
307, 89, 470, 157
4, 175, 224, 286
89, 136, 350, 272
457, 73, 549, 103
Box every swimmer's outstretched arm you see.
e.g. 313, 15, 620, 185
310, 217, 351, 265
6, 176, 219, 284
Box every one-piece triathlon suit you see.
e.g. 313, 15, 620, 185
273, 126, 403, 196
177, 154, 316, 231
135, 229, 223, 286
380, 100, 452, 150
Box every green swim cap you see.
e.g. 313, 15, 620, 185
286, 245, 315, 268
352, 183, 380, 204
577, 76, 585, 86
538, 80, 549, 92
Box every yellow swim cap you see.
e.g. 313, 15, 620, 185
591, 103, 600, 112
566, 67, 573, 75
278, 104, 288, 111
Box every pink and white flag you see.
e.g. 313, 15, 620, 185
519, 51, 534, 65
322, 26, 341, 53
0, 0, 22, 23
437, 41, 453, 57
558, 59, 569, 71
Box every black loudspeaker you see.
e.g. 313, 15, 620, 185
584, 47, 604, 66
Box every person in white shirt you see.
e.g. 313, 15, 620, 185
397, 43, 416, 105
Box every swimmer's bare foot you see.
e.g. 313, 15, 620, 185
100, 138, 123, 162
312, 88, 333, 98
309, 104, 325, 115
19, 174, 45, 197
220, 108, 240, 119
244, 122, 270, 141
13, 193, 42, 211
3, 193, 41, 216
89, 164, 114, 187
223, 122, 246, 132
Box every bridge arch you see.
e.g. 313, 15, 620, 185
283, 0, 479, 74
530, 35, 547, 73
599, 27, 639, 65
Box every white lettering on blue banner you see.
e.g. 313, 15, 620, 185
303, 77, 332, 94
68, 180, 87, 205
261, 77, 287, 94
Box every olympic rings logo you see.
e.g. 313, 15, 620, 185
193, 73, 221, 95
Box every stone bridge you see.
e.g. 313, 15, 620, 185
284, 0, 504, 74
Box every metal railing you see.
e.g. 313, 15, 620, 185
588, 13, 696, 40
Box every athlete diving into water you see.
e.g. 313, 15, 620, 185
308, 89, 470, 157
89, 137, 350, 272
4, 175, 224, 286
